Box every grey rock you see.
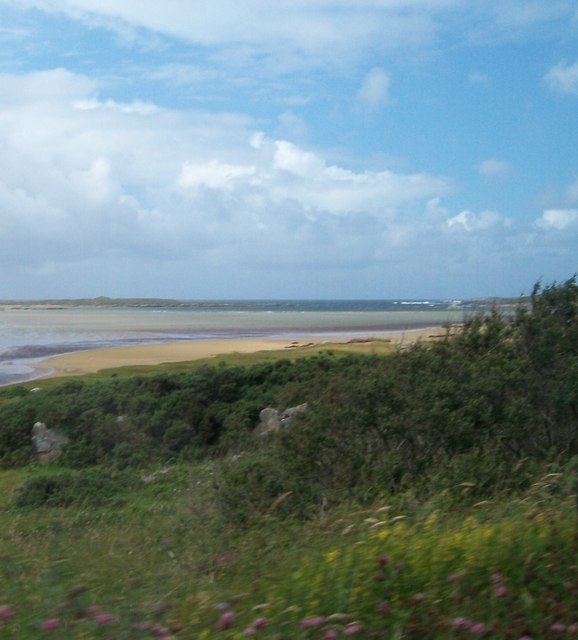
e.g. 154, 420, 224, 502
254, 403, 307, 435
31, 422, 69, 463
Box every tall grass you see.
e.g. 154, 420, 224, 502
1, 462, 577, 639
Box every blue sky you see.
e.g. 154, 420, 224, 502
0, 1, 577, 299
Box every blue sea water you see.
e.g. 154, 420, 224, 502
0, 300, 471, 386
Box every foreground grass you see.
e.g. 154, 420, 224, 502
1, 461, 577, 639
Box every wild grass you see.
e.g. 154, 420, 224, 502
1, 461, 577, 639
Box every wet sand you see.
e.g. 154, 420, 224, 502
35, 327, 450, 378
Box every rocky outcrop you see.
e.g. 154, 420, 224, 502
31, 422, 69, 464
254, 403, 307, 436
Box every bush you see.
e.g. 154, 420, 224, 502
14, 468, 138, 508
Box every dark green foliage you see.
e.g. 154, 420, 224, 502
2, 277, 578, 522
14, 468, 137, 508
0, 354, 348, 468
216, 277, 578, 518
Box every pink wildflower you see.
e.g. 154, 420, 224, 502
495, 585, 508, 597
244, 627, 256, 636
0, 605, 14, 621
490, 574, 502, 584
377, 553, 390, 567
84, 605, 101, 618
452, 617, 473, 631
95, 612, 114, 625
323, 630, 338, 640
253, 617, 267, 629
40, 618, 61, 631
301, 616, 326, 629
568, 624, 578, 635
217, 610, 236, 631
344, 622, 364, 636
470, 622, 488, 634
550, 623, 566, 633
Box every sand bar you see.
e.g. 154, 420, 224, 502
34, 327, 451, 379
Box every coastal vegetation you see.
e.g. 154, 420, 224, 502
0, 277, 577, 638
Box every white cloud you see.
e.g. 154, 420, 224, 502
544, 59, 578, 95
356, 67, 390, 110
10, 0, 574, 75
477, 158, 511, 177
446, 210, 510, 232
535, 209, 578, 230
179, 160, 257, 191
0, 69, 452, 277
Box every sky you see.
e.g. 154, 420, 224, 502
0, 1, 577, 300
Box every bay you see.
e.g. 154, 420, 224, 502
0, 301, 470, 386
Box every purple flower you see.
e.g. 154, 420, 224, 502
151, 624, 171, 638
95, 612, 114, 625
344, 622, 364, 636
323, 630, 338, 640
253, 617, 267, 629
301, 616, 326, 629
244, 627, 256, 636
470, 622, 488, 634
452, 617, 472, 631
377, 553, 390, 567
550, 623, 567, 633
0, 605, 14, 622
84, 605, 101, 618
40, 618, 61, 631
495, 585, 508, 598
217, 610, 236, 631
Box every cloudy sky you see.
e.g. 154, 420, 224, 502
0, 1, 577, 299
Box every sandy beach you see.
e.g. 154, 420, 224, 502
34, 327, 450, 379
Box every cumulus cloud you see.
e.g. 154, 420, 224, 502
0, 69, 453, 279
356, 68, 390, 110
535, 209, 578, 230
544, 59, 578, 95
477, 158, 511, 177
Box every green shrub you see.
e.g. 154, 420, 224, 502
14, 468, 137, 508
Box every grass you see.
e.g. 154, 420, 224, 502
1, 459, 578, 639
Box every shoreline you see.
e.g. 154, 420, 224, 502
32, 326, 450, 380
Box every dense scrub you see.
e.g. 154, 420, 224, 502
1, 277, 577, 522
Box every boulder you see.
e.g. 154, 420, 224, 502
254, 403, 307, 436
31, 422, 69, 464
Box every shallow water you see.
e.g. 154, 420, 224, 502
0, 303, 469, 385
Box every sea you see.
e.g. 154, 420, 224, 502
0, 300, 474, 386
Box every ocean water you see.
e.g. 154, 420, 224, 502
0, 301, 470, 386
